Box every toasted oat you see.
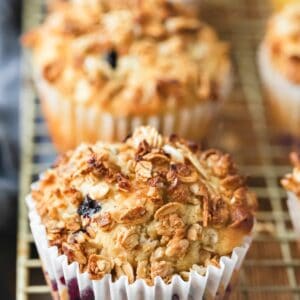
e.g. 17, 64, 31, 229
88, 182, 110, 200
165, 238, 189, 257
136, 260, 149, 279
150, 261, 174, 282
187, 224, 202, 241
88, 254, 114, 280
115, 262, 135, 283
135, 160, 153, 181
118, 227, 139, 250
96, 212, 115, 231
120, 206, 148, 224
154, 202, 184, 220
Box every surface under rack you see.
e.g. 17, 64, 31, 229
17, 0, 300, 299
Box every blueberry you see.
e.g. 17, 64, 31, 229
77, 195, 101, 218
60, 276, 66, 285
81, 287, 95, 300
51, 280, 58, 291
105, 49, 118, 69
67, 278, 80, 300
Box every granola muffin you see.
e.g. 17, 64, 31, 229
27, 126, 255, 299
281, 152, 300, 237
23, 0, 232, 152
258, 3, 300, 137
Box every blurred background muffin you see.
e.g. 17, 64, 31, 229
23, 0, 232, 152
28, 126, 256, 299
258, 3, 300, 138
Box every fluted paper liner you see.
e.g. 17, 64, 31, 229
34, 69, 232, 152
26, 189, 252, 300
287, 192, 300, 237
258, 43, 300, 137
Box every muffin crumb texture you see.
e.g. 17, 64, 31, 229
31, 127, 256, 284
282, 152, 300, 196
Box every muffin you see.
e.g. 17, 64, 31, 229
27, 126, 256, 299
23, 0, 232, 152
281, 152, 300, 237
258, 3, 300, 137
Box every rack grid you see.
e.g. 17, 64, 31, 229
16, 0, 300, 299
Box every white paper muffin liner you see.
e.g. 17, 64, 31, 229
287, 192, 300, 237
258, 43, 300, 137
26, 189, 252, 300
34, 69, 232, 152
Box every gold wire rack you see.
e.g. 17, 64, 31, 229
16, 0, 300, 299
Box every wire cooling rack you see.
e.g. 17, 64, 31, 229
16, 0, 300, 299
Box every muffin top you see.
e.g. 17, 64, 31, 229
263, 3, 300, 84
23, 0, 231, 116
31, 126, 256, 284
281, 152, 300, 196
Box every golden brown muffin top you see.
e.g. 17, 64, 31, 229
23, 0, 231, 116
281, 152, 300, 196
263, 3, 300, 84
31, 126, 256, 284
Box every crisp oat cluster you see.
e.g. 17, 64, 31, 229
31, 126, 256, 284
23, 0, 230, 116
264, 3, 300, 84
281, 152, 300, 196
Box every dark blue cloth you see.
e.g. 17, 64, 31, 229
0, 0, 21, 230
0, 2, 21, 298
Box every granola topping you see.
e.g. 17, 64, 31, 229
31, 126, 256, 284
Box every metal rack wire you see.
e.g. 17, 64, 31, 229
16, 0, 300, 299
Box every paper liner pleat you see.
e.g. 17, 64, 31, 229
26, 192, 252, 300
